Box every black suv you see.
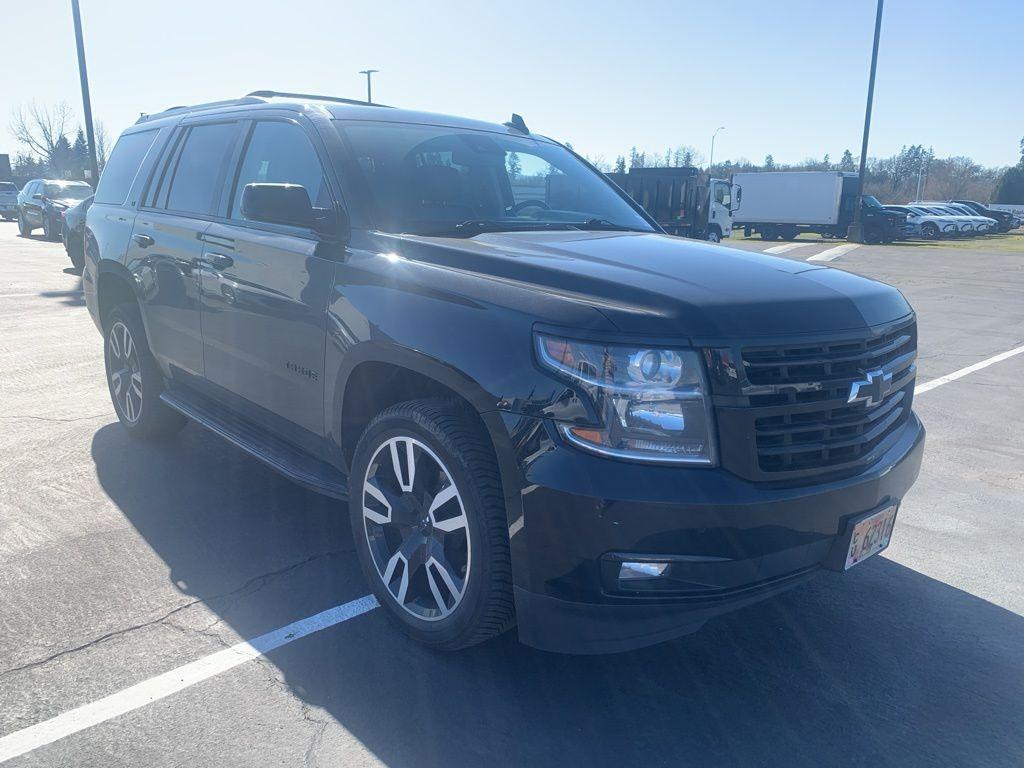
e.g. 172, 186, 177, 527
949, 200, 1015, 233
18, 178, 94, 240
84, 92, 925, 654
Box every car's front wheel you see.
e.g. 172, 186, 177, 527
349, 399, 514, 650
104, 303, 187, 438
17, 212, 33, 236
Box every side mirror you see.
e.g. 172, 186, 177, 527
241, 183, 315, 228
240, 183, 351, 244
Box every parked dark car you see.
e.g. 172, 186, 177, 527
949, 200, 1015, 233
17, 179, 93, 240
0, 181, 19, 220
62, 195, 94, 270
84, 92, 925, 654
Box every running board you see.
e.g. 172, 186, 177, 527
159, 390, 349, 500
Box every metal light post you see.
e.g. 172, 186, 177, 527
71, 0, 99, 187
709, 126, 725, 174
848, 0, 884, 243
359, 69, 379, 104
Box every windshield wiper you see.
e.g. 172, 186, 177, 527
418, 220, 582, 237
574, 218, 646, 232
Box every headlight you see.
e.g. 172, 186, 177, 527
535, 333, 717, 465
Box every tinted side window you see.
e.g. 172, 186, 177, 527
230, 121, 330, 220
165, 123, 239, 216
94, 130, 159, 205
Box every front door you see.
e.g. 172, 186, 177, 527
710, 180, 733, 238
198, 118, 337, 441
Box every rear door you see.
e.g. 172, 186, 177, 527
127, 120, 244, 379
197, 116, 338, 442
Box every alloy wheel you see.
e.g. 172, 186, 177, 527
362, 436, 471, 621
108, 321, 143, 423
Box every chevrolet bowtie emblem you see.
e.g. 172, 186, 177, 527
848, 369, 893, 407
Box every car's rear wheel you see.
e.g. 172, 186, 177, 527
104, 303, 187, 438
67, 234, 84, 271
18, 212, 33, 236
350, 399, 514, 650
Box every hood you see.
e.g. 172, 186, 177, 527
47, 196, 83, 208
389, 231, 911, 340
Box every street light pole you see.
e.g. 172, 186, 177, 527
71, 0, 99, 187
848, 0, 884, 243
358, 69, 379, 104
709, 126, 725, 174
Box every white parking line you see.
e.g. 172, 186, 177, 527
807, 243, 861, 262
0, 595, 379, 763
3, 343, 1024, 762
764, 242, 816, 254
916, 344, 1024, 394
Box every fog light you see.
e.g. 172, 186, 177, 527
619, 561, 670, 580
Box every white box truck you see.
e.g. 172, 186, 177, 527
732, 171, 905, 243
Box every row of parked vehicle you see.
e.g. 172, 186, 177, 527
0, 178, 94, 269
884, 200, 1021, 240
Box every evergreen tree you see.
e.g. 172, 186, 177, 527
506, 152, 521, 180
72, 129, 89, 178
613, 156, 626, 174
839, 149, 856, 172
764, 154, 775, 170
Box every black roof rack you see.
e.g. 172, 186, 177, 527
136, 90, 393, 124
245, 90, 393, 108
135, 96, 264, 124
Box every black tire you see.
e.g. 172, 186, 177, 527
103, 303, 187, 439
921, 223, 939, 240
758, 227, 776, 241
68, 235, 85, 271
349, 398, 514, 650
863, 225, 882, 244
42, 215, 54, 241
706, 228, 721, 243
18, 212, 33, 236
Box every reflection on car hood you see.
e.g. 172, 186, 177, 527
392, 230, 912, 339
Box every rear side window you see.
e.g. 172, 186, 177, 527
94, 130, 159, 205
229, 121, 330, 220
164, 123, 239, 216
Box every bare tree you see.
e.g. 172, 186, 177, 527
10, 102, 74, 174
94, 121, 110, 173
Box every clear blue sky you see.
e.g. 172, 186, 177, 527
4, 0, 1022, 168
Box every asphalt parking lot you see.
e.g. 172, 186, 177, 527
1, 223, 1022, 767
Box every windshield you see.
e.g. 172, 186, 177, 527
862, 195, 883, 209
0, 182, 16, 192
43, 183, 92, 200
336, 121, 654, 236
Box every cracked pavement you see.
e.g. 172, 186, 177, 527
1, 224, 1022, 767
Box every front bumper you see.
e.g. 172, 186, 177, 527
506, 413, 925, 654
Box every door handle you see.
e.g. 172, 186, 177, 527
132, 233, 154, 248
201, 252, 234, 270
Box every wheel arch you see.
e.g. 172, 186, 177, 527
331, 343, 524, 529
95, 260, 143, 331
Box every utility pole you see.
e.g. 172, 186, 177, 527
358, 69, 379, 104
709, 126, 725, 174
71, 0, 100, 187
848, 0, 884, 243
